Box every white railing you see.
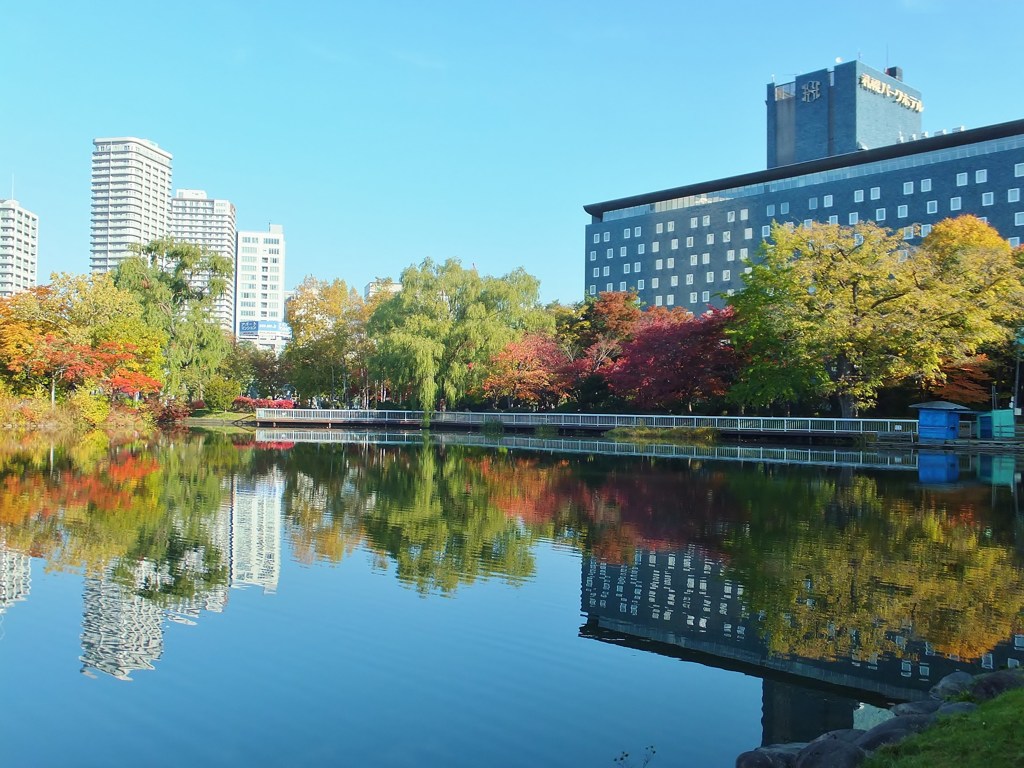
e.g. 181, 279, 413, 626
254, 428, 928, 471
254, 408, 918, 435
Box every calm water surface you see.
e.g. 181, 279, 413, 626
1, 430, 1022, 767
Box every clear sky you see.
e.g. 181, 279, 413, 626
2, 0, 1023, 303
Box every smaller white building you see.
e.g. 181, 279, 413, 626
0, 199, 39, 298
235, 224, 289, 353
363, 279, 401, 301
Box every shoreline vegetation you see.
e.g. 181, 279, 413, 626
604, 425, 719, 444
2, 218, 1023, 438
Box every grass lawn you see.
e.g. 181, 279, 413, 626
865, 688, 1024, 768
604, 425, 719, 444
186, 410, 256, 424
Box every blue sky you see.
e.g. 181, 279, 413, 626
2, 0, 1023, 303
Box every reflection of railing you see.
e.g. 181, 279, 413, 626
256, 409, 917, 436
255, 429, 924, 471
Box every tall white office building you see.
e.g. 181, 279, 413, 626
170, 189, 237, 331
0, 199, 38, 297
235, 224, 289, 353
90, 137, 172, 273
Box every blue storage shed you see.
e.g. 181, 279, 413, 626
910, 401, 972, 441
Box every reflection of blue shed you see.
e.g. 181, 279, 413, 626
910, 401, 972, 441
918, 451, 960, 484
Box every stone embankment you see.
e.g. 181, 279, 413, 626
735, 668, 1024, 767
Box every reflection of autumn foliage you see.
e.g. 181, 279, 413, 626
725, 471, 1024, 664
467, 452, 743, 563
0, 435, 239, 600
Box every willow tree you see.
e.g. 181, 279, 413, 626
729, 217, 1024, 416
368, 259, 549, 416
113, 238, 233, 399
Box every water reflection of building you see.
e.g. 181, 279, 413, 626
229, 470, 283, 593
75, 470, 284, 680
581, 546, 1024, 744
0, 543, 31, 619
80, 575, 165, 680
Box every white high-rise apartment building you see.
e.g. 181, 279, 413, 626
90, 137, 172, 273
235, 224, 288, 352
0, 199, 38, 297
170, 190, 237, 331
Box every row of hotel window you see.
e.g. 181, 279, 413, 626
592, 204, 1024, 261
594, 165, 1024, 241
586, 286, 733, 305
592, 267, 738, 284
590, 236, 754, 259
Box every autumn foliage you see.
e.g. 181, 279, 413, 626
606, 306, 740, 411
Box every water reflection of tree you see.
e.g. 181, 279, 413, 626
277, 443, 540, 594
0, 433, 238, 603
723, 467, 1024, 663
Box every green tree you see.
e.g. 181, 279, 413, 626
282, 277, 366, 404
114, 238, 233, 400
368, 259, 549, 416
728, 218, 1024, 416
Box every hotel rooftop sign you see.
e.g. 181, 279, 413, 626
859, 73, 924, 112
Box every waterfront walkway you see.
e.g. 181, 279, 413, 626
255, 408, 917, 439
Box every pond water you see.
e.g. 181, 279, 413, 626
1, 430, 1022, 767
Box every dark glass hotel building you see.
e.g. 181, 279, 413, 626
584, 61, 1024, 309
